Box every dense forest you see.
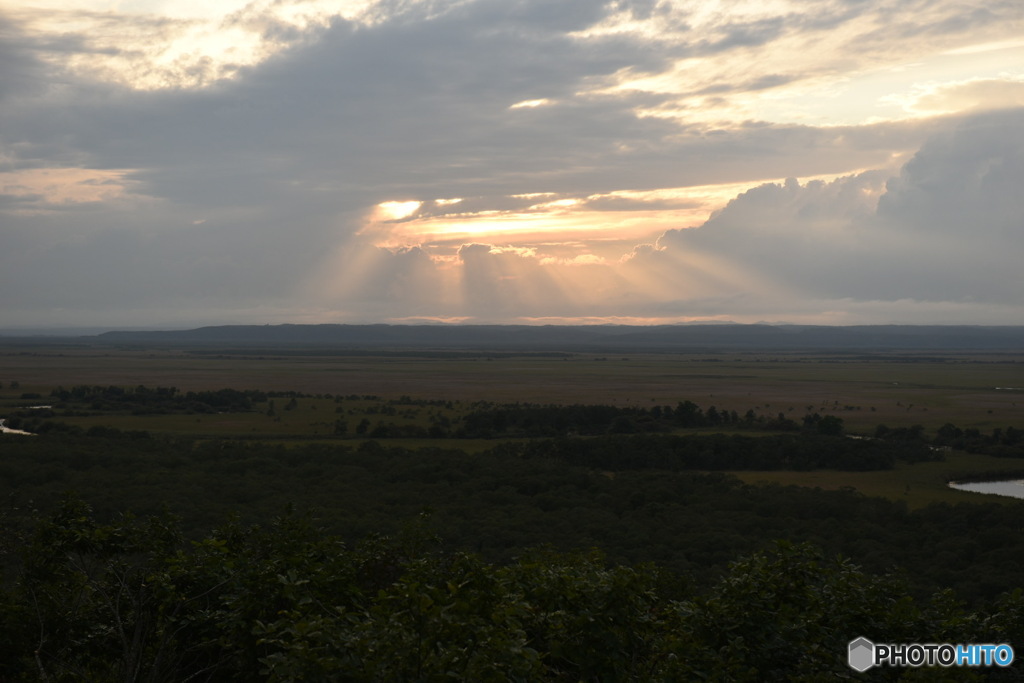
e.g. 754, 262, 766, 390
5, 498, 1024, 681
2, 429, 1022, 601
3, 385, 1024, 679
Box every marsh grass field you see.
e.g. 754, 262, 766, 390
2, 343, 1023, 508
3, 344, 1021, 423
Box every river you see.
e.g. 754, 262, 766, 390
0, 418, 35, 436
948, 479, 1024, 500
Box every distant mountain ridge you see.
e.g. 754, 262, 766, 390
89, 324, 1024, 351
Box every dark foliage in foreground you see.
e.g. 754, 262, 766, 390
1, 432, 1023, 604
3, 499, 1023, 682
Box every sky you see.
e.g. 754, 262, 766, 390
1, 0, 1023, 330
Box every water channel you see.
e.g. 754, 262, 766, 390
0, 418, 35, 436
948, 479, 1024, 500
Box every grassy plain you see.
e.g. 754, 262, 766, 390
3, 345, 1021, 426
2, 343, 1023, 507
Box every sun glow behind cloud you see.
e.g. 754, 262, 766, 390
376, 201, 423, 221
359, 173, 880, 261
510, 98, 552, 109
366, 203, 700, 257
316, 169, 900, 324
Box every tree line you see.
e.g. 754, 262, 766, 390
9, 385, 1023, 460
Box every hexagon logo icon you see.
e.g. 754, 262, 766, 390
848, 637, 875, 672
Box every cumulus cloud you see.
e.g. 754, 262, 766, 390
878, 108, 1024, 239
659, 109, 1024, 312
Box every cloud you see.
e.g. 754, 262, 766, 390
312, 108, 1024, 324
660, 109, 1024, 309
9, 0, 989, 203
321, 103, 1013, 324
0, 1, 1022, 327
900, 79, 1024, 116
0, 168, 140, 209
878, 108, 1024, 239
321, 245, 448, 311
